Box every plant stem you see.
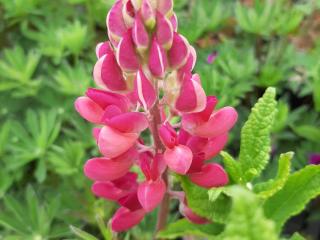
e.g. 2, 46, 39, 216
148, 82, 170, 236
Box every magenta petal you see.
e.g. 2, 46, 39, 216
132, 13, 149, 50
86, 88, 129, 112
96, 41, 113, 58
122, 0, 135, 28
148, 37, 168, 78
141, 0, 156, 28
180, 202, 209, 224
156, 12, 173, 49
169, 13, 178, 32
164, 145, 193, 174
204, 134, 228, 160
159, 123, 177, 149
84, 157, 133, 182
168, 33, 190, 69
107, 112, 149, 133
157, 0, 173, 16
179, 46, 197, 74
134, 69, 157, 109
93, 54, 127, 91
175, 76, 206, 113
92, 181, 128, 201
111, 207, 145, 232
189, 163, 229, 188
74, 97, 104, 124
107, 0, 127, 41
98, 126, 139, 158
137, 179, 166, 212
116, 29, 140, 72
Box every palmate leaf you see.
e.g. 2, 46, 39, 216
180, 177, 231, 224
254, 152, 294, 199
264, 165, 320, 232
217, 186, 278, 240
157, 219, 223, 239
238, 87, 277, 182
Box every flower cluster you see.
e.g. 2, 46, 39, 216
75, 0, 238, 232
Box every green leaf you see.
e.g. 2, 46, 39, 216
238, 87, 277, 182
70, 226, 99, 240
217, 186, 278, 240
157, 219, 223, 239
221, 151, 241, 183
264, 165, 320, 232
292, 125, 320, 142
254, 152, 294, 199
289, 232, 306, 240
180, 176, 231, 223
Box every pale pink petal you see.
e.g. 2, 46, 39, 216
156, 12, 173, 49
157, 0, 173, 16
84, 157, 133, 182
141, 0, 156, 28
96, 41, 113, 59
122, 0, 135, 28
116, 29, 140, 72
168, 33, 190, 69
132, 13, 149, 50
189, 163, 229, 188
131, 0, 142, 10
107, 0, 127, 41
92, 128, 101, 143
134, 70, 157, 109
107, 112, 149, 133
164, 144, 193, 174
170, 13, 178, 32
92, 181, 128, 201
111, 207, 145, 232
183, 107, 238, 138
74, 97, 104, 124
98, 126, 139, 158
137, 179, 166, 212
175, 77, 206, 113
148, 37, 168, 78
93, 54, 127, 91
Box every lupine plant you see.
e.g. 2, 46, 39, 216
75, 0, 238, 233
74, 0, 320, 239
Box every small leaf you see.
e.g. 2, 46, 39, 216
70, 226, 99, 240
254, 152, 294, 199
221, 151, 241, 183
292, 125, 320, 142
238, 87, 277, 182
264, 165, 320, 232
157, 219, 223, 239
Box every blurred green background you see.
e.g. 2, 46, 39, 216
0, 0, 320, 239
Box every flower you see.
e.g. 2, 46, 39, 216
75, 0, 237, 232
309, 153, 320, 165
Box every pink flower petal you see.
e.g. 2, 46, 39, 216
164, 144, 193, 174
137, 179, 166, 212
204, 134, 228, 160
157, 0, 173, 16
175, 76, 206, 113
118, 192, 142, 210
111, 207, 145, 232
96, 41, 113, 59
132, 13, 149, 50
107, 112, 149, 133
183, 107, 238, 138
159, 123, 178, 149
84, 156, 133, 182
141, 0, 156, 28
122, 0, 135, 28
98, 126, 139, 158
169, 13, 178, 32
168, 33, 190, 69
189, 163, 229, 188
116, 29, 140, 72
134, 69, 157, 109
93, 54, 127, 91
92, 181, 128, 201
86, 88, 129, 112
148, 37, 168, 78
74, 97, 104, 124
180, 202, 209, 224
107, 0, 127, 41
156, 12, 173, 49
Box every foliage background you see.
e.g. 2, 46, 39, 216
0, 0, 319, 239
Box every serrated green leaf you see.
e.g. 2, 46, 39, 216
180, 176, 231, 223
264, 165, 320, 232
254, 152, 294, 199
157, 219, 223, 239
217, 186, 278, 240
238, 87, 277, 182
